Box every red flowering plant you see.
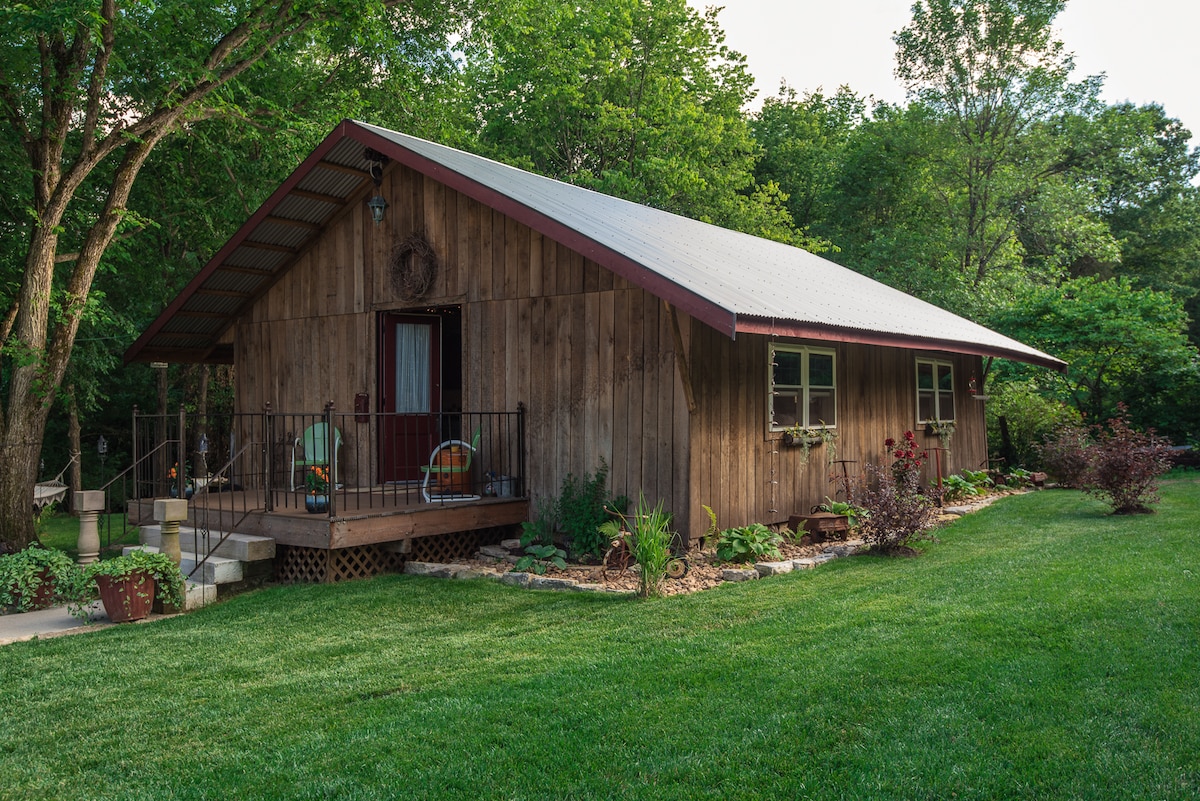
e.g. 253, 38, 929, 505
885, 431, 928, 484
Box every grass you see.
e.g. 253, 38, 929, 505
2, 482, 1199, 800
35, 510, 139, 558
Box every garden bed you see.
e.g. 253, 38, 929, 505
407, 537, 861, 596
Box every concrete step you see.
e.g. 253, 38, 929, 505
123, 545, 244, 585
184, 581, 217, 611
139, 525, 275, 563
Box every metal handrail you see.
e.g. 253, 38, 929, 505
187, 439, 267, 580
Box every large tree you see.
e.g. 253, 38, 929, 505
464, 0, 809, 246
0, 0, 465, 550
988, 276, 1200, 438
893, 0, 1101, 288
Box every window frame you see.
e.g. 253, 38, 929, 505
768, 343, 837, 433
915, 357, 956, 424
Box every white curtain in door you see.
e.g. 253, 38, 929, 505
394, 323, 431, 413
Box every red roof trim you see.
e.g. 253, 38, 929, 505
735, 316, 1067, 371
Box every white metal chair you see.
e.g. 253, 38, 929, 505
420, 428, 481, 501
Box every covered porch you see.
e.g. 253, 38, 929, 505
115, 405, 529, 581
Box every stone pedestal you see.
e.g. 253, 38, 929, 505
153, 498, 189, 567
75, 490, 105, 566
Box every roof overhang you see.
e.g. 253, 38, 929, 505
127, 120, 1064, 374
736, 316, 1068, 371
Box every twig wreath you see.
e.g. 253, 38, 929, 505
389, 233, 438, 300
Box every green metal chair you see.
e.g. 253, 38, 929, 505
290, 422, 342, 492
420, 427, 481, 501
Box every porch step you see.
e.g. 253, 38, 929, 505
123, 545, 244, 585
139, 525, 275, 562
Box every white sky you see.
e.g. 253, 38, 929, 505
689, 0, 1200, 143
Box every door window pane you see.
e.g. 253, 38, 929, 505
395, 324, 432, 413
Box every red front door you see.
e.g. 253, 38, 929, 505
379, 313, 441, 482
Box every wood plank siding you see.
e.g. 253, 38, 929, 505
235, 164, 689, 521
685, 327, 987, 539
232, 160, 986, 543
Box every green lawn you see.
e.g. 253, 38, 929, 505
2, 482, 1198, 800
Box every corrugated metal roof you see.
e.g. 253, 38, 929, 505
126, 120, 1064, 370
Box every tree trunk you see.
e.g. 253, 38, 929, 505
0, 413, 44, 551
68, 385, 82, 516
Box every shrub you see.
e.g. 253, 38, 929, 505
986, 379, 1080, 468
556, 459, 627, 557
627, 496, 674, 598
514, 544, 568, 575
852, 462, 937, 554
1084, 407, 1173, 514
940, 474, 981, 503
1037, 423, 1092, 488
519, 499, 555, 548
0, 545, 85, 613
715, 523, 783, 564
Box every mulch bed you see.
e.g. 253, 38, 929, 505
453, 538, 840, 596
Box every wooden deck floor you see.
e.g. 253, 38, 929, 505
130, 487, 528, 550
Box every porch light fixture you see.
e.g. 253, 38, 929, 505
367, 193, 388, 224
365, 147, 390, 225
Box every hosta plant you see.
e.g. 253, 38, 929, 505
715, 523, 783, 564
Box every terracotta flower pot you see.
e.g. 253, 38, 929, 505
95, 570, 157, 623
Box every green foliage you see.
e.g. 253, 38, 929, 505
817, 497, 864, 529
940, 474, 981, 503
625, 495, 674, 598
86, 549, 185, 611
701, 504, 719, 549
990, 276, 1200, 439
940, 471, 991, 504
514, 544, 568, 576
519, 499, 556, 548
465, 0, 807, 245
0, 545, 83, 613
987, 378, 1081, 468
1003, 467, 1034, 488
554, 460, 625, 557
961, 469, 993, 490
715, 523, 783, 564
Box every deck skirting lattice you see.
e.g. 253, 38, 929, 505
275, 544, 406, 584
409, 530, 488, 564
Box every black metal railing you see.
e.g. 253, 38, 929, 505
125, 403, 527, 523
268, 404, 527, 516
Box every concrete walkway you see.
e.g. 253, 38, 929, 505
0, 603, 113, 646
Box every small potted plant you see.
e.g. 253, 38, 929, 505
86, 550, 185, 623
305, 465, 330, 513
0, 545, 83, 612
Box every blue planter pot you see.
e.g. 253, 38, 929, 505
305, 494, 328, 514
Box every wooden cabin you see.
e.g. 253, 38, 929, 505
127, 120, 1063, 568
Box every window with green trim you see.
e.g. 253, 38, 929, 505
916, 358, 955, 423
769, 344, 836, 431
